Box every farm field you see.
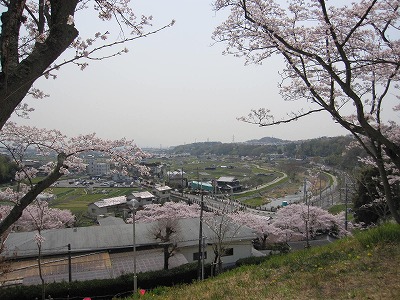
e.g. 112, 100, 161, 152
39, 157, 334, 224
49, 187, 135, 213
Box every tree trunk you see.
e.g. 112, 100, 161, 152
375, 153, 400, 224
37, 242, 45, 300
163, 244, 169, 270
0, 153, 66, 236
0, 0, 79, 131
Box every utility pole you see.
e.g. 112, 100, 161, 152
197, 191, 204, 280
345, 180, 348, 231
181, 168, 184, 197
68, 244, 72, 283
319, 172, 322, 207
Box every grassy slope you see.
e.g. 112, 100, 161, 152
133, 223, 400, 300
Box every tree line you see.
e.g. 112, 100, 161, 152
170, 136, 363, 169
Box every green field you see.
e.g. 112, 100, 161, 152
48, 187, 136, 214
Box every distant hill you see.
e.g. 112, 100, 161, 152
244, 136, 289, 145
168, 135, 363, 169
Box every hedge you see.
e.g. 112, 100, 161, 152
0, 262, 211, 300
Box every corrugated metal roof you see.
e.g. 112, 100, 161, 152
154, 185, 172, 192
132, 191, 154, 199
217, 176, 237, 182
93, 196, 127, 208
3, 217, 256, 259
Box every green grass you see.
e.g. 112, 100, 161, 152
128, 223, 400, 300
328, 204, 347, 214
48, 187, 136, 214
242, 197, 271, 207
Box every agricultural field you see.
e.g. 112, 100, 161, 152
46, 186, 137, 226
27, 156, 334, 225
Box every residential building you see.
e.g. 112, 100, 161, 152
167, 170, 187, 190
152, 185, 172, 202
216, 176, 242, 193
87, 196, 128, 217
127, 191, 155, 207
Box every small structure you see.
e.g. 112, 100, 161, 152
152, 185, 172, 202
167, 170, 187, 190
127, 191, 155, 207
87, 196, 127, 217
189, 181, 214, 193
216, 176, 241, 193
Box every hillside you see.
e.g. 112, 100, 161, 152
132, 223, 400, 300
244, 136, 289, 145
168, 135, 364, 170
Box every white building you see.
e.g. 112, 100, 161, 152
127, 191, 155, 207
87, 196, 127, 217
152, 185, 172, 202
86, 158, 110, 176
1, 217, 257, 285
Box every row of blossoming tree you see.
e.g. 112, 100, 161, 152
212, 0, 400, 223
128, 201, 349, 274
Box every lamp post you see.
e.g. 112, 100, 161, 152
128, 199, 140, 295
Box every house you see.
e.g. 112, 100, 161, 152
87, 196, 128, 217
1, 217, 257, 286
127, 191, 155, 206
152, 185, 172, 202
216, 176, 242, 193
167, 170, 188, 190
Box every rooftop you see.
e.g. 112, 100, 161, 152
92, 196, 127, 208
217, 176, 238, 182
131, 191, 154, 199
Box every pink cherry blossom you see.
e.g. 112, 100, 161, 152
0, 122, 148, 236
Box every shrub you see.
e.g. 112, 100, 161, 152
0, 263, 208, 300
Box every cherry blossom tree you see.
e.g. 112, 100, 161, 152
0, 1, 172, 235
0, 200, 74, 232
0, 122, 148, 236
0, 0, 174, 130
213, 0, 400, 223
0, 200, 74, 299
229, 211, 283, 249
131, 201, 200, 270
271, 204, 350, 242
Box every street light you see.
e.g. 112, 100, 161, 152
127, 199, 140, 295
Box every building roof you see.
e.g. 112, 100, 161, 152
190, 181, 213, 188
92, 196, 127, 208
131, 191, 154, 199
3, 217, 256, 259
153, 185, 172, 192
217, 176, 238, 182
3, 222, 157, 259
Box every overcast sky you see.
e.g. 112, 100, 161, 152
11, 0, 355, 148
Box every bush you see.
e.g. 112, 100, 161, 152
356, 222, 400, 247
235, 255, 272, 267
0, 263, 208, 300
